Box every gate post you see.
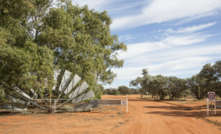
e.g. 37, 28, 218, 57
215, 100, 216, 115
207, 98, 209, 116
121, 100, 122, 113
126, 98, 128, 113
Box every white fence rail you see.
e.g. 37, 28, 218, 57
207, 98, 221, 116
91, 98, 128, 113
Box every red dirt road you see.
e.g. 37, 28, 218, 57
107, 95, 221, 134
0, 95, 221, 134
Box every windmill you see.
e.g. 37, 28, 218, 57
3, 69, 95, 113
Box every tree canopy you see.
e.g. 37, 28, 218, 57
0, 0, 127, 99
118, 86, 130, 95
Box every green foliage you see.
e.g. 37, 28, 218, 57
130, 69, 152, 97
186, 75, 207, 100
130, 69, 188, 100
104, 88, 119, 95
167, 76, 187, 99
185, 60, 221, 100
129, 88, 139, 94
118, 86, 130, 95
94, 84, 104, 99
148, 75, 168, 100
111, 89, 120, 95
102, 89, 107, 94
0, 0, 127, 100
129, 77, 143, 96
0, 0, 54, 94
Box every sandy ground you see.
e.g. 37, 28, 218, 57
0, 95, 221, 134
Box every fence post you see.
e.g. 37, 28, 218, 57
211, 100, 213, 116
121, 100, 122, 113
126, 98, 128, 113
215, 100, 216, 115
207, 98, 209, 116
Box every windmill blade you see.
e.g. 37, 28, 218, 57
58, 70, 72, 92
55, 81, 88, 109
64, 74, 81, 95
68, 81, 89, 99
53, 70, 72, 107
6, 95, 29, 106
30, 89, 38, 99
72, 90, 95, 104
12, 87, 31, 99
44, 78, 48, 89
30, 89, 35, 94
30, 89, 38, 105
1, 105, 27, 112
56, 89, 93, 109
53, 69, 61, 90
6, 90, 45, 109
30, 89, 38, 98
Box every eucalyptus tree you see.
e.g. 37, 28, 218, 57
186, 75, 207, 100
0, 0, 127, 99
213, 61, 221, 97
38, 1, 127, 97
129, 77, 143, 97
140, 69, 154, 97
111, 88, 119, 95
0, 0, 54, 97
102, 89, 107, 95
129, 69, 151, 97
148, 75, 168, 100
199, 61, 221, 97
129, 88, 139, 94
167, 76, 187, 99
118, 86, 130, 95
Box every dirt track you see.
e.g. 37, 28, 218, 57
0, 95, 221, 134
108, 95, 221, 134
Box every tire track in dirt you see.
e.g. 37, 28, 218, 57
103, 95, 221, 134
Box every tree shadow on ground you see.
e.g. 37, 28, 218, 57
144, 111, 212, 117
129, 98, 197, 102
143, 105, 207, 111
144, 105, 221, 117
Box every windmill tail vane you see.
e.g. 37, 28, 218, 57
3, 69, 95, 113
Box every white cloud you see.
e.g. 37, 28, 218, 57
117, 21, 216, 60
147, 56, 215, 72
118, 33, 212, 60
107, 1, 144, 12
126, 45, 221, 64
71, 0, 106, 10
117, 42, 166, 60
111, 0, 221, 30
114, 50, 220, 80
71, 0, 121, 12
113, 21, 220, 80
166, 22, 217, 33
118, 34, 133, 41
71, 0, 144, 15
162, 34, 211, 46
175, 12, 218, 25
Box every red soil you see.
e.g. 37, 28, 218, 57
0, 95, 221, 134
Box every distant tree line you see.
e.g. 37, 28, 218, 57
129, 60, 221, 100
102, 86, 139, 95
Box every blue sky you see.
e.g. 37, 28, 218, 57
72, 0, 221, 89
